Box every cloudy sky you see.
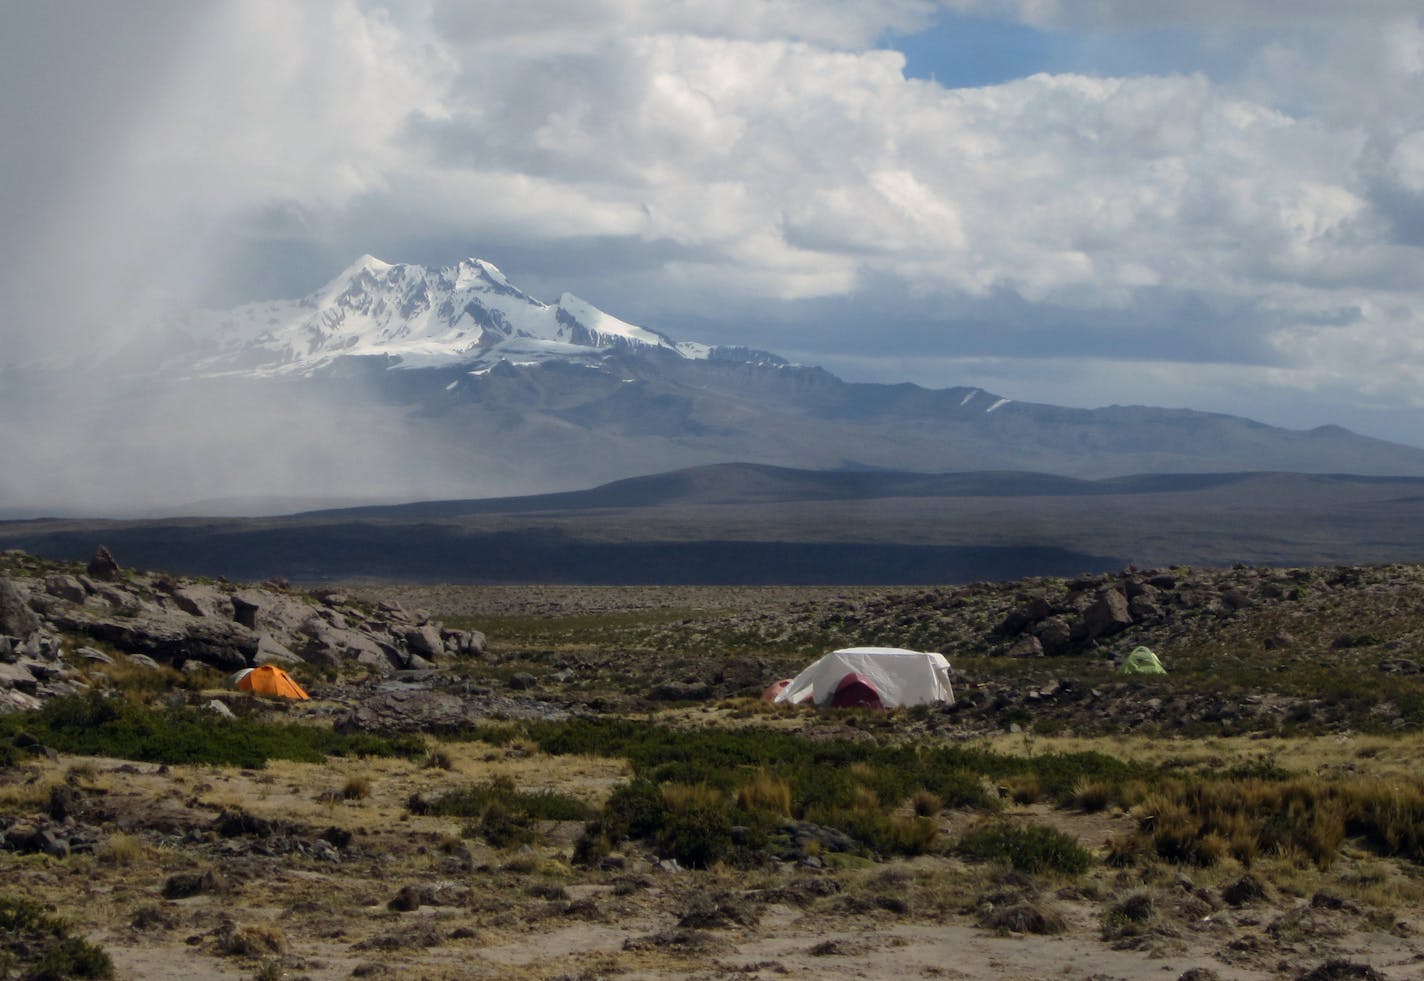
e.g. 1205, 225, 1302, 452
5, 0, 1424, 447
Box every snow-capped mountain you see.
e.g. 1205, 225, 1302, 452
8, 252, 1424, 521
188, 255, 743, 376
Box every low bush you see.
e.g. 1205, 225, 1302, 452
411, 775, 594, 849
340, 774, 372, 801
0, 895, 114, 979
657, 784, 737, 868
979, 899, 1068, 935
599, 779, 669, 843
808, 800, 940, 857
957, 821, 1092, 876
0, 692, 424, 768
912, 790, 943, 817
412, 775, 594, 821
1071, 778, 1115, 813
1004, 773, 1042, 805
522, 719, 1155, 862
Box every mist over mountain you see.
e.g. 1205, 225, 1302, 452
4, 256, 1424, 518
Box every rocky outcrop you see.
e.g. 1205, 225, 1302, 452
0, 548, 488, 712
968, 568, 1282, 658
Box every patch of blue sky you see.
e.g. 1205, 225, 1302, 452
884, 13, 1265, 88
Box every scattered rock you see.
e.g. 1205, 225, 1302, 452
354, 921, 445, 950
214, 809, 275, 838
1296, 960, 1388, 981
648, 681, 711, 701
1221, 873, 1267, 907
1005, 634, 1044, 658
214, 919, 287, 957
978, 899, 1067, 935
163, 869, 229, 899
387, 885, 424, 912
677, 891, 761, 929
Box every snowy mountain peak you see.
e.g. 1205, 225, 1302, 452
185, 255, 763, 377
456, 257, 509, 288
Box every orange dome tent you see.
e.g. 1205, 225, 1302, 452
234, 665, 310, 700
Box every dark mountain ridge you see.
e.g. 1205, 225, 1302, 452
5, 464, 1424, 585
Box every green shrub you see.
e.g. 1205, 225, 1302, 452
600, 779, 669, 843
411, 775, 593, 849
473, 799, 535, 848
926, 769, 996, 810
957, 821, 1092, 876
657, 789, 735, 868
0, 692, 423, 768
0, 896, 114, 980
30, 934, 115, 981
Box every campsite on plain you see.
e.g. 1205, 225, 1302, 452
5, 548, 1424, 978
7, 6, 1424, 980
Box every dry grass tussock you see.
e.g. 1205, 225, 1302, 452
734, 769, 792, 818
1117, 775, 1424, 870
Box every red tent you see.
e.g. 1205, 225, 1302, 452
829, 672, 883, 709
760, 678, 792, 702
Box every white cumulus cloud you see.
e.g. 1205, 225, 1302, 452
4, 0, 1424, 449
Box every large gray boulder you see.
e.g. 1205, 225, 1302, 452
1032, 617, 1073, 655
43, 575, 87, 604
253, 634, 302, 666
1083, 588, 1133, 639
0, 580, 39, 638
169, 584, 230, 618
442, 628, 487, 657
403, 624, 445, 660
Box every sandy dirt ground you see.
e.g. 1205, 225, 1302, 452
7, 742, 1424, 981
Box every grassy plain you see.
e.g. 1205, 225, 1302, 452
6, 568, 1424, 978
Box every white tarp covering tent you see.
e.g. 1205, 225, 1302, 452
774, 647, 955, 708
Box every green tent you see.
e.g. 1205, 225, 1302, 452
1120, 646, 1166, 675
